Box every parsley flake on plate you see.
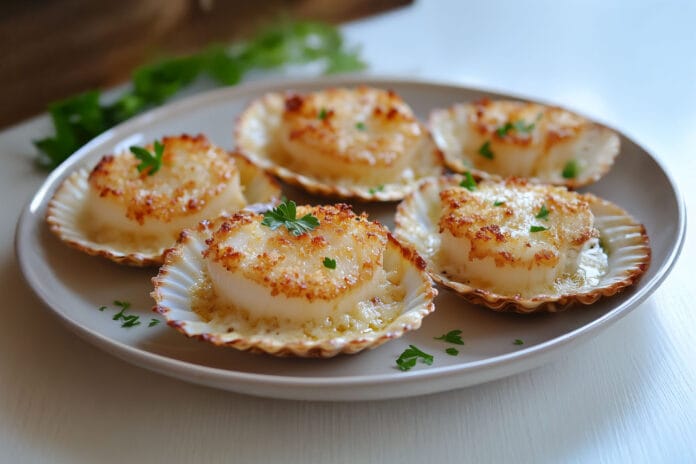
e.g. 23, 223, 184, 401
513, 339, 524, 345
261, 199, 320, 236
434, 329, 465, 345
396, 345, 434, 371
445, 347, 459, 356
530, 225, 548, 233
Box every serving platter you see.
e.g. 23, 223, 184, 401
15, 76, 685, 401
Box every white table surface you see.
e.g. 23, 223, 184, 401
2, 1, 694, 462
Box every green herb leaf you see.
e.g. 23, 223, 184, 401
121, 315, 141, 328
459, 172, 477, 191
535, 204, 549, 220
513, 339, 524, 345
445, 347, 459, 356
513, 119, 536, 134
98, 306, 107, 312
130, 140, 164, 175
478, 140, 494, 159
396, 345, 434, 371
318, 108, 328, 120
368, 184, 384, 195
323, 257, 336, 269
355, 121, 366, 131
530, 225, 548, 232
495, 122, 514, 138
434, 329, 465, 345
148, 319, 161, 327
34, 20, 366, 170
261, 199, 319, 236
493, 200, 505, 206
562, 160, 579, 179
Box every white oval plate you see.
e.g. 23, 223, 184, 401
16, 76, 686, 401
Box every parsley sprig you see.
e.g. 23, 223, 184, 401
459, 172, 477, 191
562, 159, 579, 179
535, 204, 549, 220
35, 20, 366, 169
434, 329, 465, 345
478, 140, 494, 159
130, 140, 164, 175
396, 345, 434, 371
261, 199, 319, 236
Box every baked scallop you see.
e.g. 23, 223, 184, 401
46, 134, 281, 266
429, 99, 620, 188
394, 175, 650, 312
152, 203, 436, 357
235, 86, 443, 200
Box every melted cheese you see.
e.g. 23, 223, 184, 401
84, 134, 246, 253
201, 205, 401, 328
437, 178, 606, 295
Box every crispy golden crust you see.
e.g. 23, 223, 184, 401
394, 175, 651, 313
203, 204, 387, 301
281, 86, 423, 167
438, 178, 595, 268
430, 99, 620, 189
88, 134, 237, 224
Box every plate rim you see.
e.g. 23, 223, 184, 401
15, 75, 688, 398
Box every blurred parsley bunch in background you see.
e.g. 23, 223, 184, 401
35, 20, 365, 169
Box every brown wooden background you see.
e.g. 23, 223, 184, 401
0, 0, 410, 128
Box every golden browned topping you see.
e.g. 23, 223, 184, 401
438, 178, 596, 268
204, 204, 388, 301
281, 86, 423, 167
468, 99, 587, 149
88, 134, 239, 224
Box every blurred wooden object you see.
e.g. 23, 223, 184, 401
0, 0, 411, 128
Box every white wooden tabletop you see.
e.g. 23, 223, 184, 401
2, 1, 694, 462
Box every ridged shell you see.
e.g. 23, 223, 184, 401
429, 100, 620, 188
394, 175, 651, 313
46, 150, 281, 267
151, 216, 437, 357
235, 87, 444, 201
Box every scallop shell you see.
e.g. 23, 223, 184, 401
394, 175, 650, 313
235, 87, 444, 201
429, 100, 620, 188
151, 216, 437, 357
46, 151, 281, 267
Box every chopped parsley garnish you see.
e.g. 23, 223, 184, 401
530, 225, 548, 232
261, 199, 320, 236
495, 116, 539, 138
323, 257, 336, 269
562, 159, 579, 179
495, 122, 514, 138
396, 345, 434, 371
513, 339, 524, 345
434, 329, 465, 345
318, 108, 328, 120
459, 172, 477, 191
111, 300, 140, 328
493, 200, 505, 206
98, 305, 107, 312
130, 140, 164, 175
355, 121, 366, 130
478, 140, 494, 159
34, 20, 366, 170
445, 347, 459, 356
368, 185, 384, 194
148, 319, 161, 327
535, 204, 549, 220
